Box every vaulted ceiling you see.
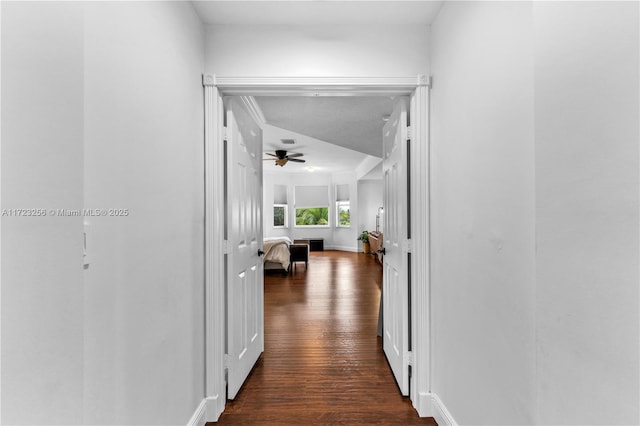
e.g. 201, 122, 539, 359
260, 122, 377, 174
255, 96, 395, 158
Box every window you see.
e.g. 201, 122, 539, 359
273, 184, 288, 228
335, 183, 350, 227
273, 204, 288, 228
336, 201, 350, 227
294, 185, 329, 227
295, 207, 329, 226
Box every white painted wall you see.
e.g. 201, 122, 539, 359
83, 3, 205, 425
263, 172, 359, 251
330, 171, 358, 251
430, 2, 536, 424
533, 2, 639, 424
2, 2, 206, 424
430, 1, 639, 424
357, 179, 383, 234
1, 3, 85, 423
205, 24, 429, 76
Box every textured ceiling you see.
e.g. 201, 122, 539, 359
255, 96, 395, 158
192, 1, 444, 26
261, 123, 373, 174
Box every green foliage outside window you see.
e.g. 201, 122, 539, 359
273, 205, 286, 227
337, 202, 350, 227
295, 207, 329, 226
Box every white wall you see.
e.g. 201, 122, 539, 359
330, 171, 358, 251
263, 172, 359, 251
2, 3, 85, 423
83, 3, 205, 425
357, 179, 383, 233
533, 2, 639, 424
430, 1, 639, 424
2, 2, 206, 425
430, 2, 536, 424
205, 24, 429, 76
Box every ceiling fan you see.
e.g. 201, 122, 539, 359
264, 150, 306, 167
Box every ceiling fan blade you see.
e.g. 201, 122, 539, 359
287, 153, 304, 158
265, 152, 278, 157
289, 158, 306, 163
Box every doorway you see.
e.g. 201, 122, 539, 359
203, 75, 432, 421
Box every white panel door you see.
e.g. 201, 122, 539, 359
226, 97, 264, 400
382, 98, 410, 395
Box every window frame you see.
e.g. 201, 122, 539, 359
335, 200, 351, 228
273, 204, 288, 228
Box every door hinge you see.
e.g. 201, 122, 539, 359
223, 126, 228, 141
405, 351, 414, 366
404, 351, 413, 365
407, 126, 413, 141
223, 353, 229, 369
403, 239, 412, 253
223, 240, 229, 254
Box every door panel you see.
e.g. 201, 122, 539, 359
226, 97, 264, 400
382, 98, 409, 396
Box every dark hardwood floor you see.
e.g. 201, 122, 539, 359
210, 250, 437, 425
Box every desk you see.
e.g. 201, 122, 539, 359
369, 231, 383, 263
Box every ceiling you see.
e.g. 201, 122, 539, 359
255, 96, 401, 178
192, 1, 445, 26
256, 96, 394, 158
261, 122, 377, 175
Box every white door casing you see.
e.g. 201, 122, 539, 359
204, 75, 431, 421
382, 98, 410, 396
225, 98, 264, 400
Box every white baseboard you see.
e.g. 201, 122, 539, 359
431, 393, 457, 426
415, 391, 433, 417
187, 396, 224, 426
325, 245, 359, 252
186, 399, 207, 426
206, 395, 224, 423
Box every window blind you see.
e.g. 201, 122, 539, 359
273, 184, 288, 204
336, 184, 349, 201
294, 185, 329, 207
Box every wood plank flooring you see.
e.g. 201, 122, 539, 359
210, 251, 437, 425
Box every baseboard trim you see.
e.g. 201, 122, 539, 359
415, 391, 433, 417
325, 245, 358, 252
187, 396, 225, 425
186, 399, 207, 426
206, 395, 224, 422
431, 393, 457, 426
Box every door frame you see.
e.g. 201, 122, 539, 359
203, 74, 432, 421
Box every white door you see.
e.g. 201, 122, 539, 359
382, 98, 410, 395
226, 97, 264, 400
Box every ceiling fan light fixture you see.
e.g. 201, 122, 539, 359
265, 149, 305, 167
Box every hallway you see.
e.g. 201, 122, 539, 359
212, 251, 436, 425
